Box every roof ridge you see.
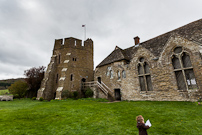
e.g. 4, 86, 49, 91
140, 18, 202, 45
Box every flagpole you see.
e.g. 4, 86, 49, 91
82, 24, 86, 41
84, 25, 86, 40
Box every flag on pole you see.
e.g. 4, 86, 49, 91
82, 25, 86, 40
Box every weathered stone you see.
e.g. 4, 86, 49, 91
37, 37, 94, 100
95, 19, 202, 101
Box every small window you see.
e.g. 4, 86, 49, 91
122, 70, 126, 78
70, 74, 73, 81
117, 71, 121, 80
110, 70, 113, 78
72, 58, 77, 61
106, 67, 111, 76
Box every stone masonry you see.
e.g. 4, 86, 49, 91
37, 37, 94, 100
95, 19, 202, 101
38, 19, 202, 101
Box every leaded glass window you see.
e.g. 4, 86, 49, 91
172, 47, 197, 90
138, 58, 153, 91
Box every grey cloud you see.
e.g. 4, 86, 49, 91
0, 0, 202, 79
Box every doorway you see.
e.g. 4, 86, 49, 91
114, 89, 121, 100
81, 78, 86, 97
97, 77, 101, 83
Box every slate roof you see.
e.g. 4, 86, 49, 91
97, 19, 202, 68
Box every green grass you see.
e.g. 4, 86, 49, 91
0, 99, 202, 135
0, 89, 10, 95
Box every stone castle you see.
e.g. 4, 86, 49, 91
37, 37, 93, 100
38, 19, 202, 101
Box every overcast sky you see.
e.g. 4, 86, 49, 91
0, 0, 202, 80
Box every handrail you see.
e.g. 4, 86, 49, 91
82, 81, 112, 96
101, 81, 113, 94
97, 82, 108, 95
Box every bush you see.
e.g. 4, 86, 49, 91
39, 97, 44, 101
61, 90, 73, 99
85, 88, 94, 98
8, 80, 28, 98
32, 97, 36, 100
73, 91, 78, 99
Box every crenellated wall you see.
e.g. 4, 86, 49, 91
37, 37, 94, 100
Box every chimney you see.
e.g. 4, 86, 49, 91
134, 36, 140, 45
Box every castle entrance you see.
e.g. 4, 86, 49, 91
114, 89, 121, 101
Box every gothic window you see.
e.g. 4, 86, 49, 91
138, 57, 153, 91
172, 47, 197, 90
106, 67, 111, 76
110, 70, 113, 78
122, 70, 126, 78
117, 70, 121, 80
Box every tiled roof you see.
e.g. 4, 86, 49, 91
97, 19, 202, 68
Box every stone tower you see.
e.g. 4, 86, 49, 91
37, 37, 94, 100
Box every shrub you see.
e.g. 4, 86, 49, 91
73, 91, 78, 99
32, 97, 36, 100
61, 90, 73, 99
39, 97, 44, 101
85, 88, 94, 98
8, 80, 28, 98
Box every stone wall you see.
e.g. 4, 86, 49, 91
38, 37, 94, 100
95, 36, 202, 101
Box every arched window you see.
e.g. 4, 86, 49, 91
172, 47, 197, 90
110, 70, 113, 78
138, 57, 153, 91
117, 70, 121, 80
106, 67, 111, 76
122, 70, 126, 78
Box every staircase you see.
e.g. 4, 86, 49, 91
82, 81, 114, 101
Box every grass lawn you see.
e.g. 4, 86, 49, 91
0, 89, 10, 95
0, 99, 201, 135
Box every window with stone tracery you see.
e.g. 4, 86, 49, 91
172, 47, 197, 90
138, 57, 153, 91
